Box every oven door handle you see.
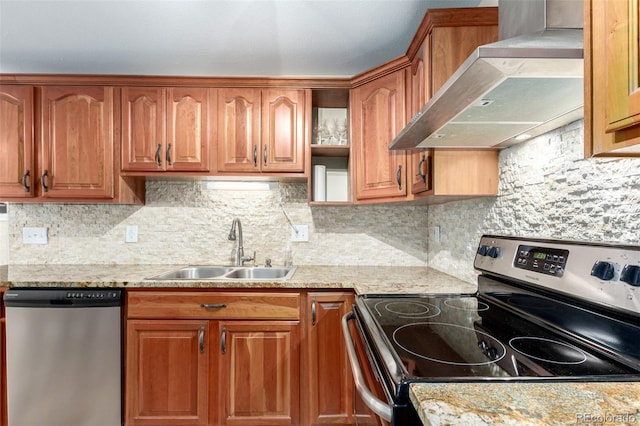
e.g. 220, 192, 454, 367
342, 312, 393, 422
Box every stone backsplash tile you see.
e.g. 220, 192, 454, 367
428, 120, 640, 283
7, 180, 428, 267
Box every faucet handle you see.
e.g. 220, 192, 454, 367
265, 258, 272, 268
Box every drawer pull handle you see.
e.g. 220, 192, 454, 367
201, 303, 227, 310
198, 326, 205, 354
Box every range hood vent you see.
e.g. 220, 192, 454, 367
389, 0, 584, 150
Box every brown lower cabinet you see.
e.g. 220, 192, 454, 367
127, 290, 356, 426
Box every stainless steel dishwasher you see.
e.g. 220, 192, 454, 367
4, 288, 123, 426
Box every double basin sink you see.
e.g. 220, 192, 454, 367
147, 265, 296, 281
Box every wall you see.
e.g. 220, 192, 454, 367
7, 181, 428, 267
428, 120, 640, 283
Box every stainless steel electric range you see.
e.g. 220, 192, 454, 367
343, 235, 640, 425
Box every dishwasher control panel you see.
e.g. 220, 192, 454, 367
4, 288, 122, 307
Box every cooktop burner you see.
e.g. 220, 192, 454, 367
373, 300, 440, 319
509, 337, 587, 365
443, 298, 489, 311
393, 322, 506, 367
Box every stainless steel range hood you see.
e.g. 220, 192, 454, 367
389, 0, 584, 150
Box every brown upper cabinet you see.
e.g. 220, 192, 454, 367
0, 85, 34, 199
0, 84, 143, 203
121, 87, 213, 173
407, 7, 500, 200
585, 0, 640, 156
351, 64, 408, 203
217, 88, 307, 174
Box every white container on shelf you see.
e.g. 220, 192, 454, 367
313, 165, 327, 201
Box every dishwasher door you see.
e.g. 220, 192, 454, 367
4, 288, 122, 426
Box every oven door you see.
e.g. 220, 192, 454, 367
342, 312, 392, 426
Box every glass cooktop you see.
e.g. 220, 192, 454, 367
356, 293, 640, 382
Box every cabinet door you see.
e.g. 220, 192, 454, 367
0, 85, 34, 198
126, 320, 209, 426
261, 89, 306, 172
408, 41, 431, 195
121, 87, 166, 172
352, 70, 407, 201
40, 86, 115, 199
305, 292, 354, 426
587, 0, 640, 155
217, 88, 261, 172
216, 321, 300, 426
167, 88, 211, 172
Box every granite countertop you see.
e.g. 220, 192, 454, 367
0, 263, 477, 295
4, 263, 639, 425
410, 382, 640, 425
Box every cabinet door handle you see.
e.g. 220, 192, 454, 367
201, 303, 227, 310
41, 170, 49, 192
221, 327, 227, 354
155, 144, 162, 166
311, 299, 317, 326
253, 145, 258, 167
263, 145, 268, 166
418, 155, 426, 184
198, 326, 205, 354
166, 143, 172, 166
22, 170, 30, 192
396, 165, 402, 190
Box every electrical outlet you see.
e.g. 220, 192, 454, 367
125, 225, 138, 243
290, 225, 309, 242
428, 226, 440, 242
23, 227, 48, 244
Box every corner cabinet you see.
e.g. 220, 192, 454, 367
351, 65, 408, 203
407, 7, 499, 197
121, 87, 213, 173
217, 89, 307, 175
585, 0, 640, 156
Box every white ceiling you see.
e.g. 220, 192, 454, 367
0, 0, 497, 77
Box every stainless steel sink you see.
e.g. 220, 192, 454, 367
224, 267, 291, 280
148, 266, 235, 280
147, 266, 296, 281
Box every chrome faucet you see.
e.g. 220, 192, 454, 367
228, 218, 254, 266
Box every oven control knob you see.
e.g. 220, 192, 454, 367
621, 265, 640, 286
477, 245, 489, 256
591, 261, 615, 281
488, 246, 501, 259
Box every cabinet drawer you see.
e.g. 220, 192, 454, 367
127, 291, 301, 320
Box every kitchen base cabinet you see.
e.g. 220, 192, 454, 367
215, 321, 300, 426
125, 320, 210, 426
303, 292, 355, 426
125, 290, 302, 426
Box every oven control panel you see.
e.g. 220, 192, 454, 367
514, 245, 569, 277
474, 235, 640, 316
